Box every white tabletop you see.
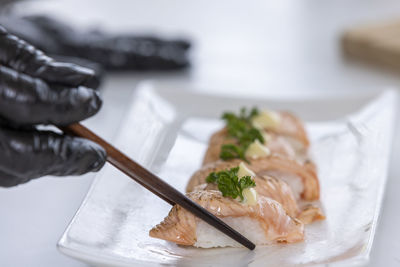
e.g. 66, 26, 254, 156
1, 0, 400, 266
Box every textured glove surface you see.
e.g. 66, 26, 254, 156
0, 26, 106, 187
0, 15, 191, 71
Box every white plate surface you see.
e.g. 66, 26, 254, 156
58, 83, 398, 267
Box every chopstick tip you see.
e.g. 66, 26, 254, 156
247, 242, 256, 250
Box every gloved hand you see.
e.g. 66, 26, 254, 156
0, 26, 106, 187
0, 15, 191, 71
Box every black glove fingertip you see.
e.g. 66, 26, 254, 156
70, 64, 101, 89
56, 86, 103, 126
86, 89, 103, 118
87, 142, 107, 172
59, 137, 107, 175
76, 137, 107, 173
46, 62, 101, 89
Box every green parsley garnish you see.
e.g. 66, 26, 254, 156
219, 107, 264, 161
206, 167, 256, 201
220, 144, 246, 162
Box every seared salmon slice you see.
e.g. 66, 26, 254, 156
187, 156, 320, 201
149, 190, 304, 247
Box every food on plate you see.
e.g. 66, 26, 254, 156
189, 163, 300, 217
149, 106, 324, 248
149, 190, 304, 247
188, 162, 324, 224
202, 108, 310, 165
188, 157, 319, 201
251, 109, 309, 152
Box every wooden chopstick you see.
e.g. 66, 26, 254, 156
60, 123, 256, 250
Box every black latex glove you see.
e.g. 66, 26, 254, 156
0, 26, 106, 187
0, 15, 191, 71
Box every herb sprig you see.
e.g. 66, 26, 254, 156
206, 167, 256, 201
220, 107, 264, 161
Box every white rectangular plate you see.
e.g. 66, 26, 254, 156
58, 82, 398, 267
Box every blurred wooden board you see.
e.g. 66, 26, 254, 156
342, 20, 400, 70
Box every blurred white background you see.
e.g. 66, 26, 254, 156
1, 0, 400, 266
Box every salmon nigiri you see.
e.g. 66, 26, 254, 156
187, 157, 320, 201
149, 190, 304, 247
251, 110, 310, 151
203, 109, 310, 166
188, 163, 300, 218
203, 127, 300, 165
188, 162, 324, 224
